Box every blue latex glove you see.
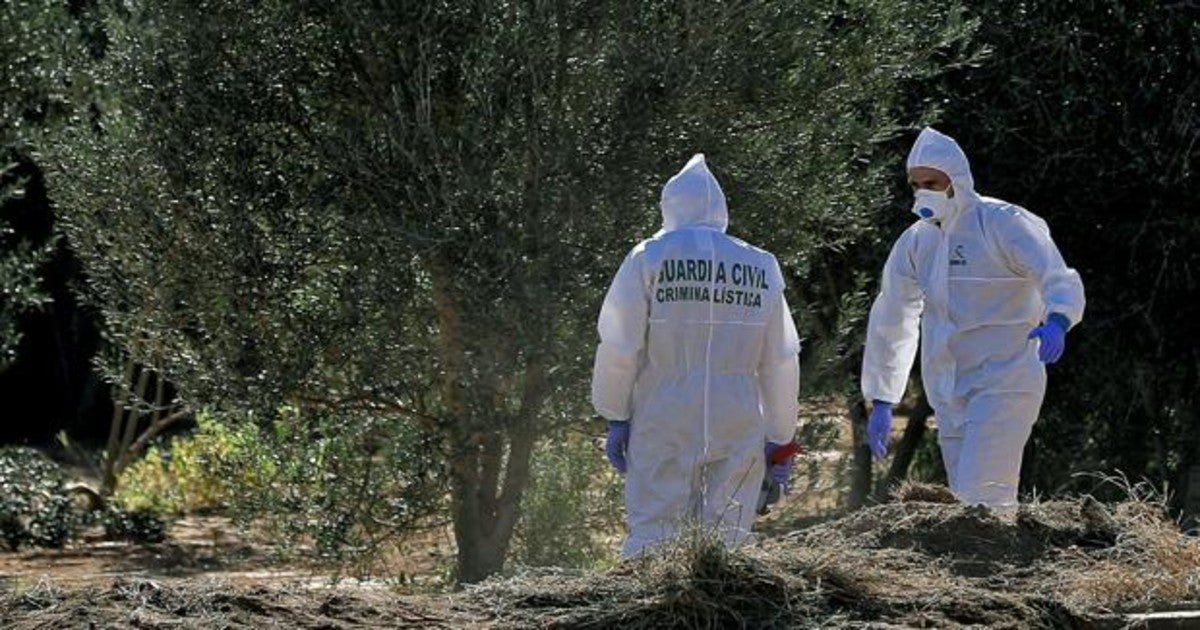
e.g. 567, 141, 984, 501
763, 442, 795, 486
867, 400, 893, 459
1028, 313, 1070, 364
605, 420, 630, 474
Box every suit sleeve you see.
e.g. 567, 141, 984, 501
758, 259, 801, 444
996, 210, 1086, 328
591, 247, 650, 421
861, 230, 924, 404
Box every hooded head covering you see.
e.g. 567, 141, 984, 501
659, 153, 729, 233
903, 128, 979, 405
906, 127, 980, 216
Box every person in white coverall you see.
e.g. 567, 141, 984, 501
861, 127, 1086, 512
591, 154, 801, 558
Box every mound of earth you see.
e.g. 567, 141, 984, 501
466, 491, 1200, 628
2, 489, 1198, 628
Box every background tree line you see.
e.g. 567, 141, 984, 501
1, 0, 1196, 582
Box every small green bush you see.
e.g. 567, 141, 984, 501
118, 407, 444, 571
0, 446, 172, 548
115, 411, 271, 514
100, 505, 167, 543
0, 447, 75, 550
510, 431, 623, 570
236, 409, 443, 568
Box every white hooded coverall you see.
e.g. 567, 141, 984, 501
592, 154, 801, 558
862, 128, 1085, 510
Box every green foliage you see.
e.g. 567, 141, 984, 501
99, 505, 167, 544
42, 0, 979, 426
0, 446, 170, 549
0, 447, 73, 549
0, 1, 101, 368
115, 412, 267, 514
0, 177, 55, 366
510, 432, 623, 569
0, 0, 90, 138
236, 409, 442, 566
116, 407, 443, 568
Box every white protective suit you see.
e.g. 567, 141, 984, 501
862, 127, 1086, 510
592, 154, 801, 558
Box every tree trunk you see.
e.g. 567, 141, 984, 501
847, 399, 872, 509
451, 425, 536, 584
873, 393, 932, 501
430, 256, 544, 584
100, 357, 137, 495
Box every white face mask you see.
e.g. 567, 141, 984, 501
912, 188, 955, 222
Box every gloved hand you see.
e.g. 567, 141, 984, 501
1028, 313, 1070, 364
867, 400, 893, 459
763, 442, 795, 487
605, 420, 630, 474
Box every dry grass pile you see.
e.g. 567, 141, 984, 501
1051, 480, 1200, 611
0, 577, 471, 629
3, 481, 1196, 628
469, 483, 1200, 628
467, 532, 808, 629
467, 524, 1076, 628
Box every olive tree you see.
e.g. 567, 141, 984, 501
46, 0, 972, 581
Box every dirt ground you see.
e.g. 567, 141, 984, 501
3, 492, 1199, 629
0, 515, 482, 628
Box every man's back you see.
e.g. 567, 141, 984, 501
638, 227, 785, 377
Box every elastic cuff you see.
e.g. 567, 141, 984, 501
1047, 312, 1071, 331
871, 399, 894, 410
607, 419, 630, 429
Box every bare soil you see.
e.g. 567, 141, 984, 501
0, 516, 479, 628
3, 492, 1198, 629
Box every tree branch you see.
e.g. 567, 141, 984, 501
113, 407, 194, 476
292, 393, 443, 429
